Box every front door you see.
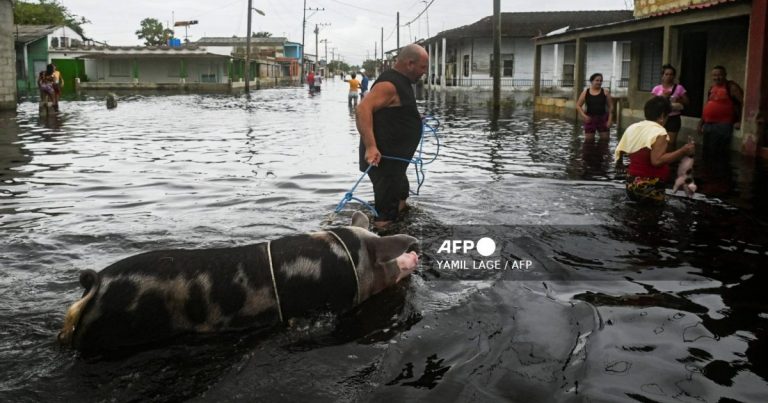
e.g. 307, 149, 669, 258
680, 32, 707, 118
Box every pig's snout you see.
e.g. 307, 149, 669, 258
395, 251, 419, 282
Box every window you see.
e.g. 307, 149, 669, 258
638, 40, 662, 91
489, 53, 514, 77
59, 37, 69, 48
463, 55, 469, 77
502, 55, 514, 77
50, 37, 59, 48
620, 42, 630, 87
109, 60, 130, 77
561, 44, 575, 87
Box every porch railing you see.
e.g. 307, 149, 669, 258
425, 77, 629, 90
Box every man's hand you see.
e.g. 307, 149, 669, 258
366, 146, 382, 166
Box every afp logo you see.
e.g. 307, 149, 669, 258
437, 237, 496, 257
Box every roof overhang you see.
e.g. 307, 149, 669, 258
535, 1, 750, 45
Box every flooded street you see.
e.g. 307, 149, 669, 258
1, 79, 767, 402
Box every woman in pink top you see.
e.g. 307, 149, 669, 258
651, 64, 689, 151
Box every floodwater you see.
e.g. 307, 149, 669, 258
1, 79, 767, 402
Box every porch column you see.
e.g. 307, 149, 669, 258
553, 44, 559, 87
132, 59, 139, 84
470, 38, 474, 86
573, 37, 586, 100
434, 41, 439, 87
533, 43, 542, 97
180, 59, 186, 84
441, 37, 446, 88
743, 0, 768, 156
662, 24, 679, 67
427, 42, 432, 89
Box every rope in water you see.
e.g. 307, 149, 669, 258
335, 116, 441, 217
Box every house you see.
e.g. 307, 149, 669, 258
533, 0, 767, 156
420, 11, 634, 92
62, 37, 303, 92
72, 45, 232, 92
13, 24, 86, 97
195, 36, 301, 85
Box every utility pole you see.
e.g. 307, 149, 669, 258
245, 0, 252, 93
397, 12, 400, 51
320, 38, 329, 75
313, 23, 331, 75
492, 0, 501, 121
381, 27, 384, 68
301, 2, 324, 83
244, 3, 265, 94
301, 0, 306, 83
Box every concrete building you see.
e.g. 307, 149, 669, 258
533, 0, 768, 156
72, 45, 232, 92
0, 0, 15, 110
420, 11, 633, 92
196, 36, 301, 85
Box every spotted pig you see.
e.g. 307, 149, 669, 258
58, 212, 419, 352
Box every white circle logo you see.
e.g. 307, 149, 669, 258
476, 237, 496, 257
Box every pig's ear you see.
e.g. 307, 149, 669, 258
368, 234, 418, 262
351, 211, 369, 229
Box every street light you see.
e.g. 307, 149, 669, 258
245, 2, 266, 94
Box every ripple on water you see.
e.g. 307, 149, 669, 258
1, 88, 767, 401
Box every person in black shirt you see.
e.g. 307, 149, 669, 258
576, 73, 613, 141
356, 44, 429, 229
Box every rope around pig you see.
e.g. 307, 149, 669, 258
334, 116, 441, 218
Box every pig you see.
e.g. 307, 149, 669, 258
58, 212, 419, 353
672, 156, 697, 197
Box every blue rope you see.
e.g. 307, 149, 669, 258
335, 116, 441, 217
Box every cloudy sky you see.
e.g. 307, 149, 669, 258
59, 0, 632, 64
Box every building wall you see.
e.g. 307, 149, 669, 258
0, 0, 16, 109
432, 37, 624, 91
21, 39, 49, 96
89, 58, 230, 84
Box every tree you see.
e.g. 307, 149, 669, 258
327, 60, 351, 74
13, 0, 90, 38
252, 31, 272, 38
135, 18, 174, 46
361, 59, 377, 75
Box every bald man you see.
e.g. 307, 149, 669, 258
356, 44, 429, 229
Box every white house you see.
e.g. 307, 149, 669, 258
420, 11, 633, 93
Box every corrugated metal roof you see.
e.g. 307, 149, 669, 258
68, 46, 228, 59
12, 24, 59, 43
425, 10, 634, 41
196, 37, 288, 46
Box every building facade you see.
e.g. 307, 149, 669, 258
533, 0, 767, 156
420, 11, 633, 92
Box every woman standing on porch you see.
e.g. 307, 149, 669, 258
651, 64, 689, 151
576, 73, 613, 141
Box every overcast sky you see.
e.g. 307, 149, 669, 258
59, 0, 633, 64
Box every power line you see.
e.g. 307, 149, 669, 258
324, 0, 392, 17
403, 0, 436, 26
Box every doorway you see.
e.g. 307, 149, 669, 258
680, 32, 707, 118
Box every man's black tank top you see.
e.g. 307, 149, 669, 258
359, 69, 422, 172
584, 88, 607, 116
